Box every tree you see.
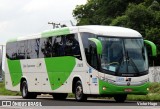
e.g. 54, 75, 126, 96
112, 3, 154, 37
73, 0, 138, 25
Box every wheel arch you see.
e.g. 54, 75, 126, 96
72, 76, 82, 93
20, 76, 27, 92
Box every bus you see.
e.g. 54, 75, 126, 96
5, 25, 157, 102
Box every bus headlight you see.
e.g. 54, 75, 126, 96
102, 86, 107, 90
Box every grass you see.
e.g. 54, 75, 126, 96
127, 93, 160, 101
127, 82, 160, 101
0, 82, 20, 96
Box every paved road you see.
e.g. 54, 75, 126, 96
0, 96, 160, 109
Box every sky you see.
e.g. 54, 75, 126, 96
0, 0, 87, 44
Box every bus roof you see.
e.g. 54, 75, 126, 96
78, 25, 142, 37
7, 25, 142, 42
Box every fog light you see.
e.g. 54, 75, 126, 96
147, 88, 149, 91
102, 86, 106, 90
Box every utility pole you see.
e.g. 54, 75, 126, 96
48, 22, 61, 29
0, 44, 4, 82
70, 20, 75, 26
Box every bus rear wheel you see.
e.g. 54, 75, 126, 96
74, 81, 87, 102
52, 93, 68, 100
114, 94, 127, 102
21, 81, 37, 99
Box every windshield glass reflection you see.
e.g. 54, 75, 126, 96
98, 37, 148, 76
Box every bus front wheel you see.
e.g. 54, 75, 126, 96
114, 94, 127, 102
74, 81, 87, 102
21, 81, 37, 99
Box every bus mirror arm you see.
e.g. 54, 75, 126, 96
88, 38, 102, 55
144, 40, 157, 57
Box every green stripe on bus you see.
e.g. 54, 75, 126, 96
7, 38, 17, 43
45, 56, 76, 90
41, 28, 70, 38
7, 59, 22, 86
99, 79, 149, 95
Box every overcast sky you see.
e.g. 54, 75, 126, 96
0, 0, 87, 44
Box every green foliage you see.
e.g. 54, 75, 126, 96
73, 0, 160, 65
127, 82, 160, 101
73, 0, 132, 25
127, 94, 160, 101
149, 82, 160, 94
111, 15, 128, 26
0, 82, 20, 96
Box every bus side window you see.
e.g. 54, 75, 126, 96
17, 41, 26, 59
39, 38, 46, 58
89, 42, 98, 70
65, 34, 82, 60
27, 39, 40, 59
44, 37, 52, 57
35, 39, 40, 58
39, 37, 55, 58
85, 48, 90, 63
54, 36, 65, 57
6, 42, 17, 60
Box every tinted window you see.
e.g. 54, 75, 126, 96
81, 33, 97, 68
54, 36, 65, 56
39, 37, 55, 58
6, 34, 82, 60
6, 42, 17, 60
65, 34, 81, 60
17, 41, 27, 59
27, 39, 40, 59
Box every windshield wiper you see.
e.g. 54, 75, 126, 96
126, 51, 140, 73
116, 51, 140, 74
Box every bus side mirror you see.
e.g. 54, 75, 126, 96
144, 40, 157, 57
88, 38, 102, 55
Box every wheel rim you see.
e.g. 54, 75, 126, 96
76, 85, 82, 100
22, 83, 27, 97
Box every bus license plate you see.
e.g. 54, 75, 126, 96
124, 88, 132, 92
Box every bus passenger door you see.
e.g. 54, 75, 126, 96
86, 40, 100, 94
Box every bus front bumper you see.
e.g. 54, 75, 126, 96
99, 80, 149, 95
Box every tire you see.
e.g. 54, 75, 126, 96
52, 93, 68, 100
21, 81, 37, 99
74, 81, 87, 102
114, 94, 127, 103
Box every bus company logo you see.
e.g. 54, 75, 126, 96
36, 62, 42, 68
127, 82, 130, 86
2, 101, 11, 106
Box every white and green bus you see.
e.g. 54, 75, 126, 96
5, 25, 156, 102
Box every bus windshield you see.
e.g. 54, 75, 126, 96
98, 36, 148, 77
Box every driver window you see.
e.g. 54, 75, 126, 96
89, 42, 98, 70
99, 37, 123, 72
